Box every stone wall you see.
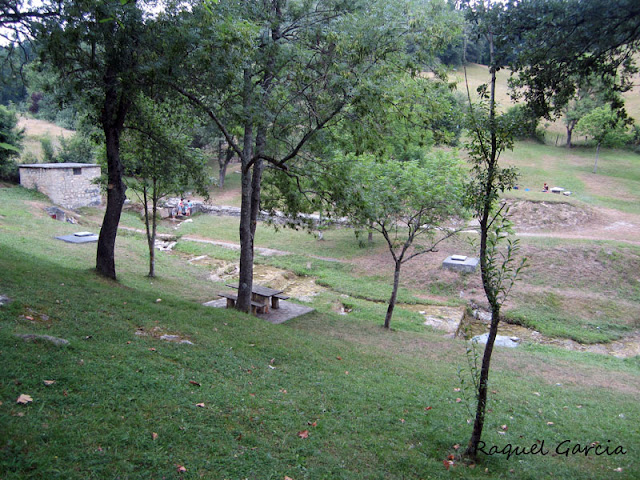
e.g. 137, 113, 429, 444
19, 163, 102, 209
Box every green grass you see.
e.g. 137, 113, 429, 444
175, 214, 385, 261
1, 186, 639, 479
499, 141, 640, 214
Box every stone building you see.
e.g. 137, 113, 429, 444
19, 163, 102, 209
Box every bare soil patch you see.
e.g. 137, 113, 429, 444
506, 199, 599, 231
508, 199, 640, 245
186, 255, 327, 302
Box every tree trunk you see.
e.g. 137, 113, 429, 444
593, 142, 600, 173
96, 123, 126, 279
237, 162, 254, 312
236, 68, 255, 313
218, 140, 233, 188
466, 15, 500, 459
237, 9, 280, 312
383, 260, 402, 329
466, 303, 500, 458
96, 67, 130, 280
566, 124, 574, 148
142, 184, 156, 278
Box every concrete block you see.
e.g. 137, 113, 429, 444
442, 255, 479, 273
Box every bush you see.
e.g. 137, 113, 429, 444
504, 104, 541, 141
0, 159, 19, 182
0, 105, 23, 180
57, 134, 97, 164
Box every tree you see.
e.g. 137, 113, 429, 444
36, 0, 155, 279
0, 1, 61, 35
0, 105, 23, 180
263, 62, 466, 327
462, 0, 525, 461
0, 1, 60, 101
164, 0, 460, 313
575, 105, 629, 174
562, 76, 626, 148
342, 154, 465, 328
122, 95, 209, 277
499, 0, 640, 119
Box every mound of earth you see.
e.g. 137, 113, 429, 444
506, 199, 597, 231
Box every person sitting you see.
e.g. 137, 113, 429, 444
542, 183, 549, 192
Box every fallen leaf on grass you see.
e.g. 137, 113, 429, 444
43, 380, 55, 386
400, 418, 405, 424
425, 406, 433, 411
455, 398, 462, 403
152, 432, 158, 441
546, 422, 554, 426
501, 424, 508, 431
614, 467, 623, 472
533, 392, 541, 396
149, 348, 156, 352
285, 476, 294, 480
189, 380, 201, 387
307, 421, 317, 427
453, 388, 461, 392
196, 403, 206, 408
176, 464, 187, 472
297, 430, 309, 439
268, 365, 276, 370
453, 444, 460, 450
443, 459, 453, 470
16, 394, 33, 404
336, 356, 342, 361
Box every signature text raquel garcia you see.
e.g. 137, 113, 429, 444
478, 440, 627, 460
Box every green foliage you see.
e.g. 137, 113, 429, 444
504, 104, 540, 141
498, 0, 640, 118
0, 105, 23, 180
0, 42, 32, 106
57, 132, 97, 163
575, 105, 630, 148
39, 135, 56, 162
464, 104, 519, 218
122, 95, 210, 202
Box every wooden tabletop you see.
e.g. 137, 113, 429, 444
226, 284, 283, 296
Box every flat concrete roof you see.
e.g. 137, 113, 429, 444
19, 163, 99, 169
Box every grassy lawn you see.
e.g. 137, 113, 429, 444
1, 186, 639, 479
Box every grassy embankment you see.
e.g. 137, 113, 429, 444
1, 178, 639, 479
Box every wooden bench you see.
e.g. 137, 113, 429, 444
271, 293, 289, 309
218, 293, 268, 314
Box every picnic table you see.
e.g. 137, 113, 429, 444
220, 284, 289, 314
